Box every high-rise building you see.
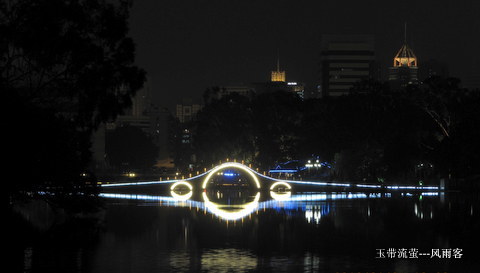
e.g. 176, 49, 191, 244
146, 105, 172, 162
286, 81, 305, 99
109, 79, 153, 134
388, 25, 419, 87
251, 55, 305, 99
320, 35, 376, 97
174, 99, 203, 171
271, 57, 286, 82
175, 99, 203, 123
203, 85, 256, 104
251, 81, 305, 99
91, 78, 172, 171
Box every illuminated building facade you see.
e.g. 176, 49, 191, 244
271, 58, 286, 82
388, 43, 419, 87
247, 57, 305, 99
388, 26, 419, 87
320, 35, 376, 96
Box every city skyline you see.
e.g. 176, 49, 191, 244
6, 2, 480, 272
129, 0, 480, 109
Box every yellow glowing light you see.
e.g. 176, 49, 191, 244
393, 44, 417, 67
170, 181, 193, 191
202, 192, 261, 221
269, 181, 292, 191
170, 190, 193, 201
271, 70, 286, 82
170, 181, 193, 201
202, 162, 261, 189
270, 191, 292, 201
125, 172, 136, 177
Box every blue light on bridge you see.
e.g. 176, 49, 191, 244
269, 169, 298, 173
100, 162, 441, 192
223, 171, 239, 177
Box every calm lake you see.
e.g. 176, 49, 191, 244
8, 160, 480, 273
11, 184, 480, 273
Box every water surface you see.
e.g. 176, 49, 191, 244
13, 188, 480, 273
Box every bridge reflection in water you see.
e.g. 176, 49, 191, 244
99, 191, 440, 222
100, 162, 441, 221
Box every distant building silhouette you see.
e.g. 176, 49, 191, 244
174, 99, 203, 171
175, 99, 203, 123
91, 78, 172, 171
251, 81, 305, 99
203, 85, 256, 104
254, 55, 305, 99
320, 34, 376, 97
92, 82, 153, 171
203, 54, 306, 101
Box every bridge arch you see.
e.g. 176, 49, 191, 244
170, 181, 193, 201
201, 162, 261, 189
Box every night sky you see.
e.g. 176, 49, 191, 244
129, 0, 480, 109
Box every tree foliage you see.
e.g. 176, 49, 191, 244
191, 78, 480, 184
106, 125, 158, 171
194, 93, 255, 166
1, 0, 145, 190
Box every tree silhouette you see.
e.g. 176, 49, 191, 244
190, 78, 480, 185
2, 0, 145, 191
194, 93, 255, 167
253, 91, 303, 168
106, 125, 158, 171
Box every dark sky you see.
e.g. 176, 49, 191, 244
128, 0, 480, 109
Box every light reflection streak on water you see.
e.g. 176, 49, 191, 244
98, 193, 205, 209
270, 191, 292, 201
99, 192, 440, 221
170, 190, 193, 201
201, 248, 257, 272
202, 192, 261, 221
305, 205, 331, 224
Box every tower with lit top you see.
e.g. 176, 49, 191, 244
388, 23, 419, 87
271, 55, 286, 82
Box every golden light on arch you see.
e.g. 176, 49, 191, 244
269, 181, 292, 201
170, 181, 193, 191
202, 192, 261, 221
170, 181, 193, 201
202, 162, 261, 189
270, 191, 292, 201
269, 181, 292, 191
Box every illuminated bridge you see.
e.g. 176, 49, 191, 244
99, 162, 442, 221
100, 162, 440, 192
